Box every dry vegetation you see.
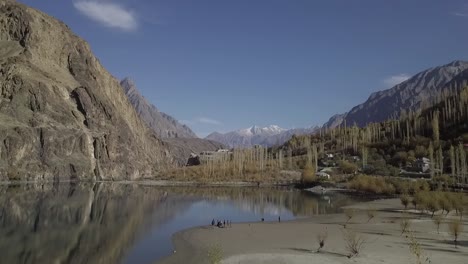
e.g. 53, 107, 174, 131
343, 230, 365, 257
316, 230, 328, 252
449, 219, 464, 248
207, 244, 223, 264
407, 231, 430, 264
344, 209, 355, 223
367, 207, 377, 222
400, 217, 411, 235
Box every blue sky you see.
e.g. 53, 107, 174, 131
19, 0, 468, 137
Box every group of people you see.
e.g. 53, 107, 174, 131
211, 216, 281, 228
211, 219, 232, 228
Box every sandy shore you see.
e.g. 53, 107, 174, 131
157, 198, 468, 264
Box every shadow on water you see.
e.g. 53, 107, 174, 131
0, 183, 365, 264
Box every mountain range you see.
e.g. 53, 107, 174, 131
323, 60, 468, 128
120, 78, 197, 139
206, 125, 318, 148
208, 60, 468, 148
119, 78, 224, 165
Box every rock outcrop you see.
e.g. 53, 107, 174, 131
0, 0, 171, 181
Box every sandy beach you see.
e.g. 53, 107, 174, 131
158, 198, 468, 264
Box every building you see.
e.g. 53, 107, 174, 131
316, 171, 330, 179
414, 157, 430, 173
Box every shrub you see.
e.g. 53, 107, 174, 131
343, 230, 365, 257
433, 214, 442, 234
438, 193, 452, 215
400, 217, 411, 235
367, 207, 377, 222
407, 231, 430, 264
207, 244, 223, 264
339, 160, 359, 174
449, 219, 463, 248
301, 162, 316, 184
317, 230, 328, 252
424, 193, 440, 217
413, 191, 428, 212
344, 209, 355, 223
347, 175, 396, 195
400, 195, 410, 210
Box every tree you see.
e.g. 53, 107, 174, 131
301, 162, 316, 184
449, 219, 463, 248
433, 214, 442, 234
400, 195, 410, 210
339, 160, 358, 174
428, 142, 434, 179
431, 110, 440, 144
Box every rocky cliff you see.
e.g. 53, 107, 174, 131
0, 0, 171, 181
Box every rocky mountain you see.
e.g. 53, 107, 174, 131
0, 0, 171, 181
120, 78, 224, 164
324, 60, 468, 128
120, 78, 197, 138
206, 125, 318, 148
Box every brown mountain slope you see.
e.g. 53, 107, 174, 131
0, 0, 171, 181
120, 78, 197, 139
324, 60, 468, 128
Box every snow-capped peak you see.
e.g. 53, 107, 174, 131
238, 125, 286, 136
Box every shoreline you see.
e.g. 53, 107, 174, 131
0, 179, 298, 187
157, 198, 468, 264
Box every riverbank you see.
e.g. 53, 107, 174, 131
158, 198, 468, 264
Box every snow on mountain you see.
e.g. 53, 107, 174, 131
206, 125, 317, 148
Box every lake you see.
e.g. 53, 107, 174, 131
0, 183, 365, 264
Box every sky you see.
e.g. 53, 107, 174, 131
19, 0, 468, 137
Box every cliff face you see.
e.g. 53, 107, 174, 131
0, 0, 171, 181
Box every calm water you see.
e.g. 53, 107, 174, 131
0, 183, 364, 264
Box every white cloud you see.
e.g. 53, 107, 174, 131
181, 117, 222, 126
383, 74, 411, 87
454, 12, 468, 17
198, 117, 222, 125
73, 1, 137, 31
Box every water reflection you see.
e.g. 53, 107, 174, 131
0, 183, 363, 264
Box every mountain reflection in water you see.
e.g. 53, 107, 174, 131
0, 183, 363, 264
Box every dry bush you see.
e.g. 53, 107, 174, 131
344, 208, 355, 223
400, 217, 411, 235
424, 193, 440, 217
343, 230, 365, 257
316, 230, 328, 252
207, 244, 223, 264
407, 231, 430, 264
301, 162, 316, 183
433, 214, 442, 234
367, 207, 377, 223
437, 193, 453, 215
401, 195, 410, 210
347, 175, 396, 195
449, 219, 464, 248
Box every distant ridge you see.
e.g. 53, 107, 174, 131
323, 60, 468, 128
120, 78, 197, 138
206, 125, 318, 148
